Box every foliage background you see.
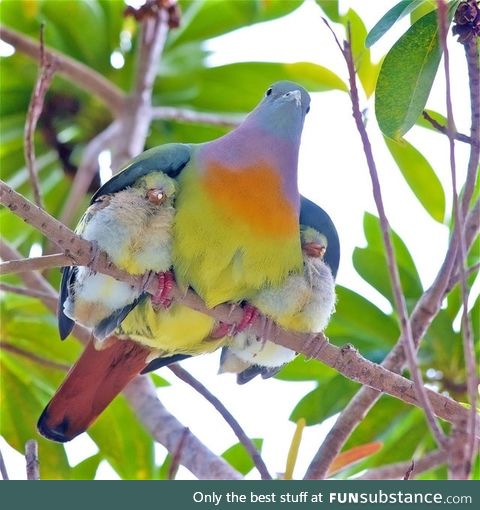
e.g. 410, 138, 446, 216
0, 0, 478, 479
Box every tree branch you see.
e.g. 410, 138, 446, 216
25, 440, 39, 480
168, 364, 272, 480
344, 24, 447, 448
421, 111, 472, 144
0, 26, 126, 116
24, 24, 57, 209
151, 106, 244, 127
0, 253, 71, 275
0, 242, 242, 480
123, 376, 242, 480
1, 182, 477, 438
0, 341, 70, 372
437, 0, 477, 479
358, 450, 445, 480
0, 447, 9, 480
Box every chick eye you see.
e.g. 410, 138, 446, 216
266, 87, 272, 97
306, 106, 310, 114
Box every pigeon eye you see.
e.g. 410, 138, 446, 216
306, 106, 310, 114
266, 88, 272, 97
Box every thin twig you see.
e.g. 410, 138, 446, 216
168, 427, 189, 480
24, 25, 57, 208
358, 450, 445, 480
437, 0, 477, 479
1, 187, 476, 434
0, 26, 126, 116
284, 419, 305, 480
168, 364, 272, 480
25, 440, 39, 480
404, 460, 415, 480
421, 111, 472, 144
0, 253, 72, 275
343, 24, 447, 448
0, 447, 9, 480
151, 106, 244, 127
0, 282, 58, 305
0, 341, 70, 371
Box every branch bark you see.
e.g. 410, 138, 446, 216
25, 440, 40, 480
358, 450, 446, 480
1, 181, 477, 437
0, 242, 242, 480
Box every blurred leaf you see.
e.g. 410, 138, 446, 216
384, 136, 445, 222
375, 10, 443, 139
222, 438, 263, 475
88, 395, 155, 480
0, 355, 71, 479
327, 286, 400, 361
170, 0, 303, 47
70, 454, 101, 480
290, 375, 359, 426
316, 0, 341, 22
342, 9, 378, 97
410, 0, 436, 23
415, 109, 448, 131
150, 373, 171, 387
276, 355, 338, 382
328, 441, 383, 476
156, 61, 347, 113
366, 0, 424, 47
157, 453, 173, 480
353, 213, 423, 308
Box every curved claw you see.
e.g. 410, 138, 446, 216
151, 270, 175, 309
235, 304, 259, 333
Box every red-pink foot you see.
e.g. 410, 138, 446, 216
236, 304, 259, 333
151, 271, 175, 309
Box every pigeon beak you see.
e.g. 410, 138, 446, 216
283, 89, 302, 107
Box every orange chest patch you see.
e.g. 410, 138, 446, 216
202, 161, 298, 237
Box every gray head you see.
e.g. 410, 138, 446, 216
245, 81, 311, 141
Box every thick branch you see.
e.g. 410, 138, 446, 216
123, 376, 242, 480
168, 364, 272, 480
0, 243, 242, 480
1, 182, 477, 436
0, 26, 126, 116
358, 450, 445, 480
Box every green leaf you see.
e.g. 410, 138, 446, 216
0, 356, 71, 480
170, 0, 303, 47
327, 286, 400, 358
290, 376, 359, 426
352, 213, 423, 308
415, 108, 448, 132
150, 373, 171, 387
88, 395, 155, 480
70, 454, 102, 480
410, 0, 436, 23
375, 10, 443, 139
275, 355, 339, 382
156, 61, 347, 113
384, 136, 446, 222
222, 439, 264, 475
366, 0, 424, 47
316, 0, 341, 22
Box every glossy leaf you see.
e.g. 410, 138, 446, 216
169, 0, 303, 48
366, 0, 424, 47
353, 213, 423, 308
222, 439, 263, 475
410, 0, 436, 23
384, 136, 446, 222
276, 356, 339, 382
375, 10, 443, 139
290, 375, 359, 426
